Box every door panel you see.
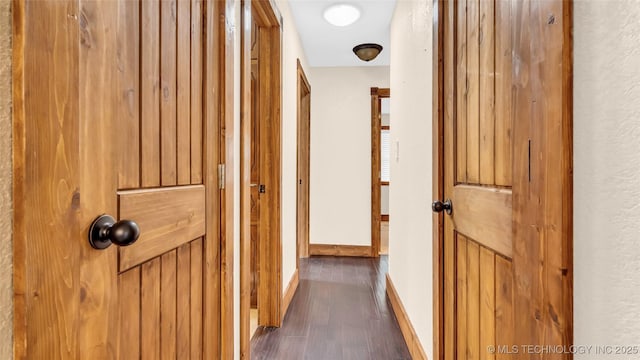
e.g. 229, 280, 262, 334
15, 0, 221, 358
115, 0, 209, 358
442, 0, 571, 359
118, 186, 206, 272
445, 0, 515, 358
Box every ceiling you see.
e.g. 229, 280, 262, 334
288, 0, 397, 67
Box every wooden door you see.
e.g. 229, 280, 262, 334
296, 60, 311, 261
439, 0, 572, 359
14, 0, 222, 358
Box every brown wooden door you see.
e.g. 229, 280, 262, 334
440, 0, 572, 359
443, 0, 515, 357
15, 0, 221, 358
297, 61, 311, 261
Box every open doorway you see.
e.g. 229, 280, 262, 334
371, 87, 390, 256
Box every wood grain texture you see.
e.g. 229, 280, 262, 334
190, 239, 204, 360
452, 185, 512, 258
190, 0, 203, 184
119, 268, 141, 359
479, 0, 495, 185
512, 1, 573, 356
203, 0, 223, 357
177, 0, 192, 186
78, 1, 120, 358
309, 244, 373, 257
14, 0, 224, 358
118, 185, 206, 271
161, 251, 178, 360
438, 2, 453, 359
160, 0, 178, 186
141, 0, 161, 187
437, 2, 573, 360
240, 1, 253, 359
176, 243, 191, 359
455, 0, 468, 184
467, 241, 480, 360
220, 0, 237, 357
253, 1, 283, 329
466, 0, 480, 184
141, 258, 161, 360
116, 0, 140, 190
281, 269, 299, 317
456, 235, 468, 360
495, 255, 514, 360
386, 274, 428, 360
479, 246, 496, 360
494, 0, 512, 187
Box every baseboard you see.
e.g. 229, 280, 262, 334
386, 274, 428, 360
281, 269, 299, 317
308, 244, 372, 257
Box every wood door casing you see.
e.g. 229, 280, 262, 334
296, 59, 311, 262
13, 0, 229, 358
250, 16, 260, 309
438, 0, 572, 359
370, 87, 390, 257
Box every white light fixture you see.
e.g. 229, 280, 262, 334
323, 4, 361, 27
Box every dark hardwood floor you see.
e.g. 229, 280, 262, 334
250, 256, 412, 360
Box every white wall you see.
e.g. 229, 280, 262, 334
0, 1, 12, 359
388, 0, 433, 359
277, 0, 312, 296
308, 66, 389, 246
574, 1, 640, 357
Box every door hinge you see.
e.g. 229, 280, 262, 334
218, 164, 226, 189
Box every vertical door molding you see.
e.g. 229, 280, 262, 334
371, 87, 390, 257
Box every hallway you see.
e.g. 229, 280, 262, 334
250, 256, 411, 359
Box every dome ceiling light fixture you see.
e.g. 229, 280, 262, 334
353, 43, 383, 62
323, 3, 361, 27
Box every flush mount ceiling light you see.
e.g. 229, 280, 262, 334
353, 43, 383, 62
323, 4, 361, 27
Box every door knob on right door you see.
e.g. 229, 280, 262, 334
432, 199, 452, 215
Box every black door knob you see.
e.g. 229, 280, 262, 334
88, 214, 141, 249
432, 199, 452, 215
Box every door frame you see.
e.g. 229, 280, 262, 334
371, 87, 390, 257
431, 1, 573, 359
296, 59, 311, 263
12, 0, 235, 358
240, 0, 283, 358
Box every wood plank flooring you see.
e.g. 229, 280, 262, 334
250, 256, 411, 359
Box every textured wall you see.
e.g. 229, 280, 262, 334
388, 0, 433, 358
574, 1, 640, 357
0, 1, 12, 359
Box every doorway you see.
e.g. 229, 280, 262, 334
12, 0, 234, 358
296, 59, 311, 263
240, 1, 283, 358
371, 87, 390, 257
432, 0, 573, 358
